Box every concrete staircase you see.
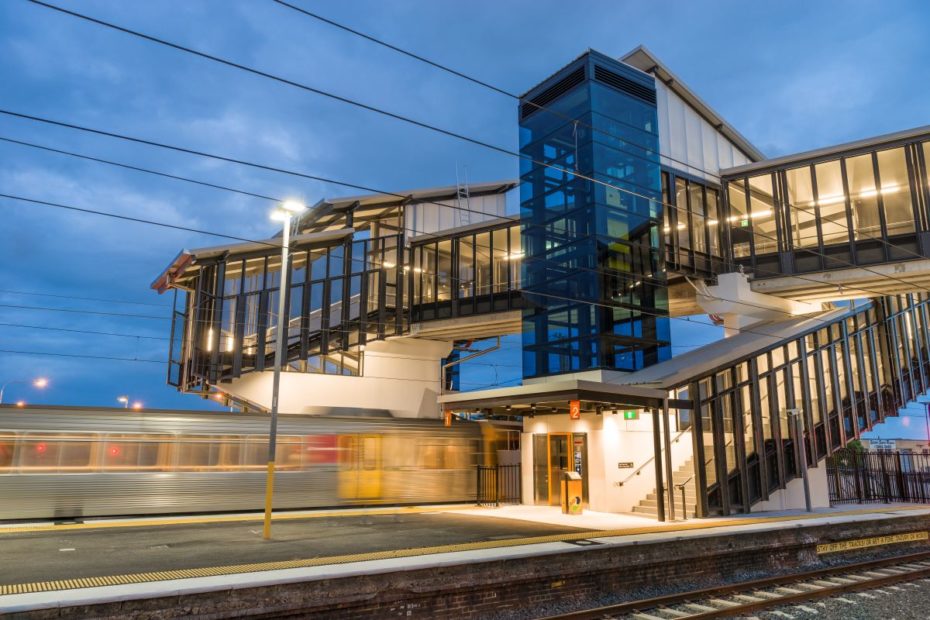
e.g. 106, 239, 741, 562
631, 458, 697, 518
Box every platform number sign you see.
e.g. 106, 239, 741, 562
623, 410, 639, 420
569, 400, 581, 420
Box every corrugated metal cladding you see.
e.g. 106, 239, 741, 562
593, 65, 656, 104
520, 67, 585, 120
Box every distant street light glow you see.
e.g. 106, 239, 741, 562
132, 401, 143, 410
0, 376, 50, 405
117, 396, 129, 408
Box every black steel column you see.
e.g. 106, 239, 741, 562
652, 406, 666, 522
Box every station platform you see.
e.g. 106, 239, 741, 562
2, 503, 930, 618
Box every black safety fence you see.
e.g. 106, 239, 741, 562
477, 464, 522, 506
827, 448, 930, 505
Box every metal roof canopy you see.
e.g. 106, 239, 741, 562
721, 124, 930, 177
151, 228, 354, 293
296, 180, 517, 234
438, 378, 689, 415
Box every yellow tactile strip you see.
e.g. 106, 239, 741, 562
0, 506, 926, 597
0, 504, 475, 536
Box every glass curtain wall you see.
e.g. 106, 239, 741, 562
520, 54, 670, 378
722, 137, 930, 276
175, 235, 406, 391
661, 172, 723, 276
410, 223, 522, 322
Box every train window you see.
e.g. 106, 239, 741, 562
59, 437, 95, 471
304, 435, 338, 466
102, 435, 167, 471
176, 436, 219, 470
0, 435, 15, 471
417, 441, 448, 469
361, 436, 379, 471
275, 436, 303, 470
15, 434, 99, 472
337, 435, 354, 470
243, 436, 270, 470
217, 436, 243, 470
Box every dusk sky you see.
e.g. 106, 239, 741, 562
1, 0, 929, 409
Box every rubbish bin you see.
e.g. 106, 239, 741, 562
560, 470, 583, 515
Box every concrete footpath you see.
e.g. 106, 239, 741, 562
2, 503, 929, 618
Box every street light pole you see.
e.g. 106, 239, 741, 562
0, 377, 49, 405
262, 200, 304, 540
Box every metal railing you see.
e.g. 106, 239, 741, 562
827, 448, 930, 505
617, 427, 690, 487
477, 464, 521, 506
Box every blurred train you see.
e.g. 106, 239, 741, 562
0, 406, 518, 521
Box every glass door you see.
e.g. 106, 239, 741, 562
548, 434, 570, 506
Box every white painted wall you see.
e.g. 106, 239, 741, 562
655, 81, 751, 182
521, 411, 694, 514
753, 464, 830, 512
221, 338, 453, 418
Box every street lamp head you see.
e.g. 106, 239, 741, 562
269, 209, 290, 222
33, 377, 48, 389
281, 199, 306, 214
117, 396, 128, 404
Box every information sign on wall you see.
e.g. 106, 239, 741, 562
569, 400, 581, 420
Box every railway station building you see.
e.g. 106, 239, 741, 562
154, 46, 930, 520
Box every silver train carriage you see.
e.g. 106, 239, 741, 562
0, 406, 498, 521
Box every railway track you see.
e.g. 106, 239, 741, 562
541, 549, 930, 619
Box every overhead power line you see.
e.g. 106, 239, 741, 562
0, 302, 168, 321
0, 111, 909, 305
0, 322, 168, 340
19, 2, 930, 296
0, 348, 165, 364
269, 0, 930, 275
0, 286, 169, 308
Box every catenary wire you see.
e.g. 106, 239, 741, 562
0, 128, 896, 336
0, 186, 872, 338
0, 286, 169, 308
269, 0, 745, 180
17, 3, 930, 292
0, 116, 910, 306
0, 322, 168, 340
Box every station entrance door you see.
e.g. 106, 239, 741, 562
533, 433, 587, 506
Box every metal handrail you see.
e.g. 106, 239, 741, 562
617, 427, 690, 486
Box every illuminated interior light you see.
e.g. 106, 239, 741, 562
817, 194, 845, 206
206, 328, 214, 352
382, 262, 396, 268
662, 226, 671, 233
707, 219, 719, 226
751, 210, 772, 219
676, 223, 686, 230
413, 267, 423, 274
504, 252, 524, 261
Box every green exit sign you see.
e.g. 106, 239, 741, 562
623, 410, 638, 420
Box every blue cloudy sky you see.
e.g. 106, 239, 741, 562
1, 0, 928, 409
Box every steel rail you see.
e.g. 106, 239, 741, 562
539, 548, 930, 619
